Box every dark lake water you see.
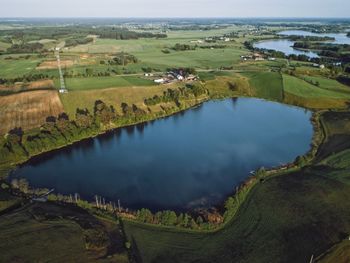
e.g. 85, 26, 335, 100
10, 98, 313, 211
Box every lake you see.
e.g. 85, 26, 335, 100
254, 30, 350, 57
10, 98, 313, 211
278, 30, 350, 45
254, 39, 319, 58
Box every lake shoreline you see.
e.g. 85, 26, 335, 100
5, 95, 319, 217
3, 104, 325, 234
1, 95, 210, 178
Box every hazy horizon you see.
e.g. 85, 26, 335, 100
1, 0, 349, 18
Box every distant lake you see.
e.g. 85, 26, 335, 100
254, 30, 350, 58
278, 30, 350, 45
254, 39, 319, 58
10, 98, 313, 211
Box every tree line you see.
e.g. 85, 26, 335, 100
0, 26, 167, 43
134, 208, 213, 230
0, 100, 146, 165
172, 43, 197, 51
7, 42, 46, 54
0, 84, 207, 166
65, 37, 94, 47
0, 73, 50, 85
144, 84, 207, 106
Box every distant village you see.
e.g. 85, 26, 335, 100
149, 69, 198, 84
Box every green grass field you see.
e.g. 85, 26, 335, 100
0, 201, 129, 263
0, 55, 42, 78
59, 84, 177, 117
283, 74, 350, 99
301, 75, 350, 94
241, 71, 284, 101
66, 34, 247, 70
63, 76, 155, 91
281, 74, 350, 109
0, 41, 11, 51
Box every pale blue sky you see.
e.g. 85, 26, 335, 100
0, 0, 349, 18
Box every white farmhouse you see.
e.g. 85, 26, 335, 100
177, 75, 184, 81
154, 78, 165, 84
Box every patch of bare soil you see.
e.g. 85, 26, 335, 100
36, 60, 75, 70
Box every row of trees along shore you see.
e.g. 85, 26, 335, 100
0, 84, 208, 166
7, 165, 289, 231
3, 93, 318, 232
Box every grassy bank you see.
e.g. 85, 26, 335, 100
0, 198, 129, 262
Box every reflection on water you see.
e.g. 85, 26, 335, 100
254, 39, 319, 58
256, 30, 350, 58
278, 30, 350, 45
11, 98, 313, 212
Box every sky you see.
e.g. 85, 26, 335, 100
0, 0, 349, 18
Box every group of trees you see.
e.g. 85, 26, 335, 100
0, 26, 167, 43
144, 84, 207, 106
65, 37, 94, 47
93, 28, 166, 40
167, 25, 228, 31
199, 45, 226, 49
244, 39, 348, 64
243, 41, 254, 50
0, 81, 208, 165
134, 173, 261, 230
303, 77, 320, 87
294, 42, 350, 53
0, 100, 149, 165
172, 43, 197, 51
288, 35, 335, 42
7, 42, 46, 54
135, 208, 207, 229
108, 52, 138, 66
292, 41, 350, 62
0, 73, 50, 85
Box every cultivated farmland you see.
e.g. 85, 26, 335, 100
0, 90, 64, 134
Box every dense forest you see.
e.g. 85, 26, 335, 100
6, 42, 46, 53
0, 26, 166, 42
288, 35, 335, 42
